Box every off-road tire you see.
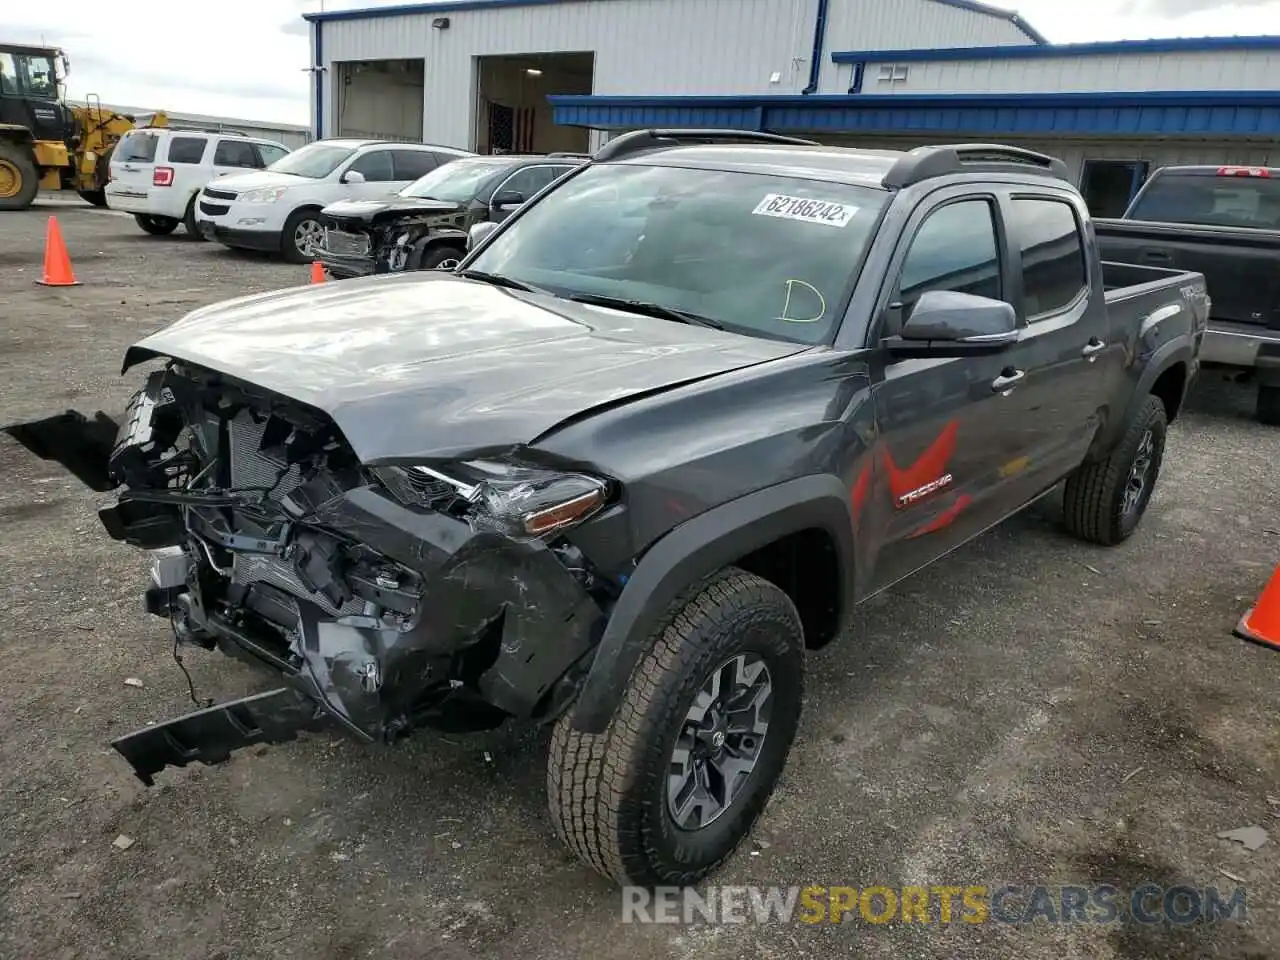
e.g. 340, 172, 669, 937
1063, 393, 1167, 546
1257, 384, 1280, 426
0, 142, 40, 211
182, 193, 204, 239
417, 244, 465, 271
78, 189, 108, 207
134, 214, 179, 236
547, 568, 805, 887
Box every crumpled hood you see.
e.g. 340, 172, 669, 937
123, 272, 805, 463
321, 197, 463, 224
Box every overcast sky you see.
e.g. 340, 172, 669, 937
8, 0, 1280, 126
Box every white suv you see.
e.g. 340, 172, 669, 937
193, 139, 473, 262
106, 129, 291, 238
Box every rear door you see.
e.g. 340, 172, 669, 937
997, 191, 1112, 486
864, 188, 1044, 593
109, 130, 163, 197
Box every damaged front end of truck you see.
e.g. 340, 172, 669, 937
7, 360, 617, 784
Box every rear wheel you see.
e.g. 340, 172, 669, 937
547, 568, 805, 886
1257, 384, 1280, 426
1062, 394, 1167, 546
78, 189, 108, 207
282, 208, 324, 263
0, 142, 39, 211
134, 214, 179, 236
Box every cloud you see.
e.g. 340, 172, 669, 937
281, 19, 311, 36
1115, 0, 1274, 15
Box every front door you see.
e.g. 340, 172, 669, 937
862, 192, 1042, 594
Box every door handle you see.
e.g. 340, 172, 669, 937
1082, 338, 1107, 361
1142, 250, 1173, 263
991, 369, 1026, 394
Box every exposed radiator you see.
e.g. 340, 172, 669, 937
223, 412, 363, 619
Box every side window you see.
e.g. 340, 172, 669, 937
495, 166, 558, 201
888, 199, 1001, 335
347, 149, 395, 182
1009, 198, 1088, 318
257, 144, 289, 167
213, 139, 258, 168
391, 149, 438, 181
165, 136, 208, 164
0, 54, 18, 95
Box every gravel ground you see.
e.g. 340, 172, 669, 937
1, 202, 1278, 960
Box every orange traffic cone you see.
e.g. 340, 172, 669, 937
36, 216, 81, 287
1235, 564, 1280, 650
310, 261, 326, 284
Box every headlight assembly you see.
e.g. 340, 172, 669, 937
238, 187, 288, 204
375, 459, 610, 540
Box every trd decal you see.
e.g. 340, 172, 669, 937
883, 420, 958, 510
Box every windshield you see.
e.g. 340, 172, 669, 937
400, 157, 511, 201
266, 142, 357, 179
466, 163, 887, 344
1128, 172, 1280, 230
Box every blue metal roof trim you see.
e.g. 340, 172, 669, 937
832, 34, 1280, 64
303, 0, 615, 22
926, 0, 1047, 45
548, 91, 1280, 136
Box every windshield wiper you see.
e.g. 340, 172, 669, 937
565, 293, 725, 330
457, 269, 551, 295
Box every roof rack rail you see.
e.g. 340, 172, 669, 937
882, 143, 1069, 189
593, 128, 819, 162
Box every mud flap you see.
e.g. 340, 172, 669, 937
111, 687, 330, 786
2, 410, 120, 492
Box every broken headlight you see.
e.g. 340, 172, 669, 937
376, 460, 609, 540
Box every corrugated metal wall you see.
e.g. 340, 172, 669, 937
816, 0, 1033, 92
320, 0, 817, 149
316, 0, 1046, 147
836, 49, 1280, 96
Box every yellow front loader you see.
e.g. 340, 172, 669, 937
0, 43, 168, 210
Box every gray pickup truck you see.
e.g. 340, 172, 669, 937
5, 131, 1207, 888
1096, 164, 1280, 424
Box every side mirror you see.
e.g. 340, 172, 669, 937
491, 189, 526, 214
467, 221, 499, 251
887, 290, 1018, 356
341, 169, 366, 184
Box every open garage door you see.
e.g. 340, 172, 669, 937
335, 59, 425, 141
475, 53, 592, 155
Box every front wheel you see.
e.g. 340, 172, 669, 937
416, 245, 465, 271
1062, 394, 1168, 546
548, 568, 805, 887
281, 208, 324, 263
134, 214, 179, 236
0, 142, 39, 211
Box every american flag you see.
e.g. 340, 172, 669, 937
488, 101, 536, 153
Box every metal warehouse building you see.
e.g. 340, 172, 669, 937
304, 0, 1280, 215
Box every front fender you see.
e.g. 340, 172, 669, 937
569, 474, 856, 734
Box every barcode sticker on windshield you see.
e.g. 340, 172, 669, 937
752, 194, 859, 228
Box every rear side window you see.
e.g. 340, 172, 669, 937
1009, 198, 1087, 318
348, 149, 396, 182
165, 136, 207, 164
1128, 172, 1280, 230
117, 132, 159, 163
391, 149, 438, 181
896, 199, 1002, 312
214, 140, 260, 168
